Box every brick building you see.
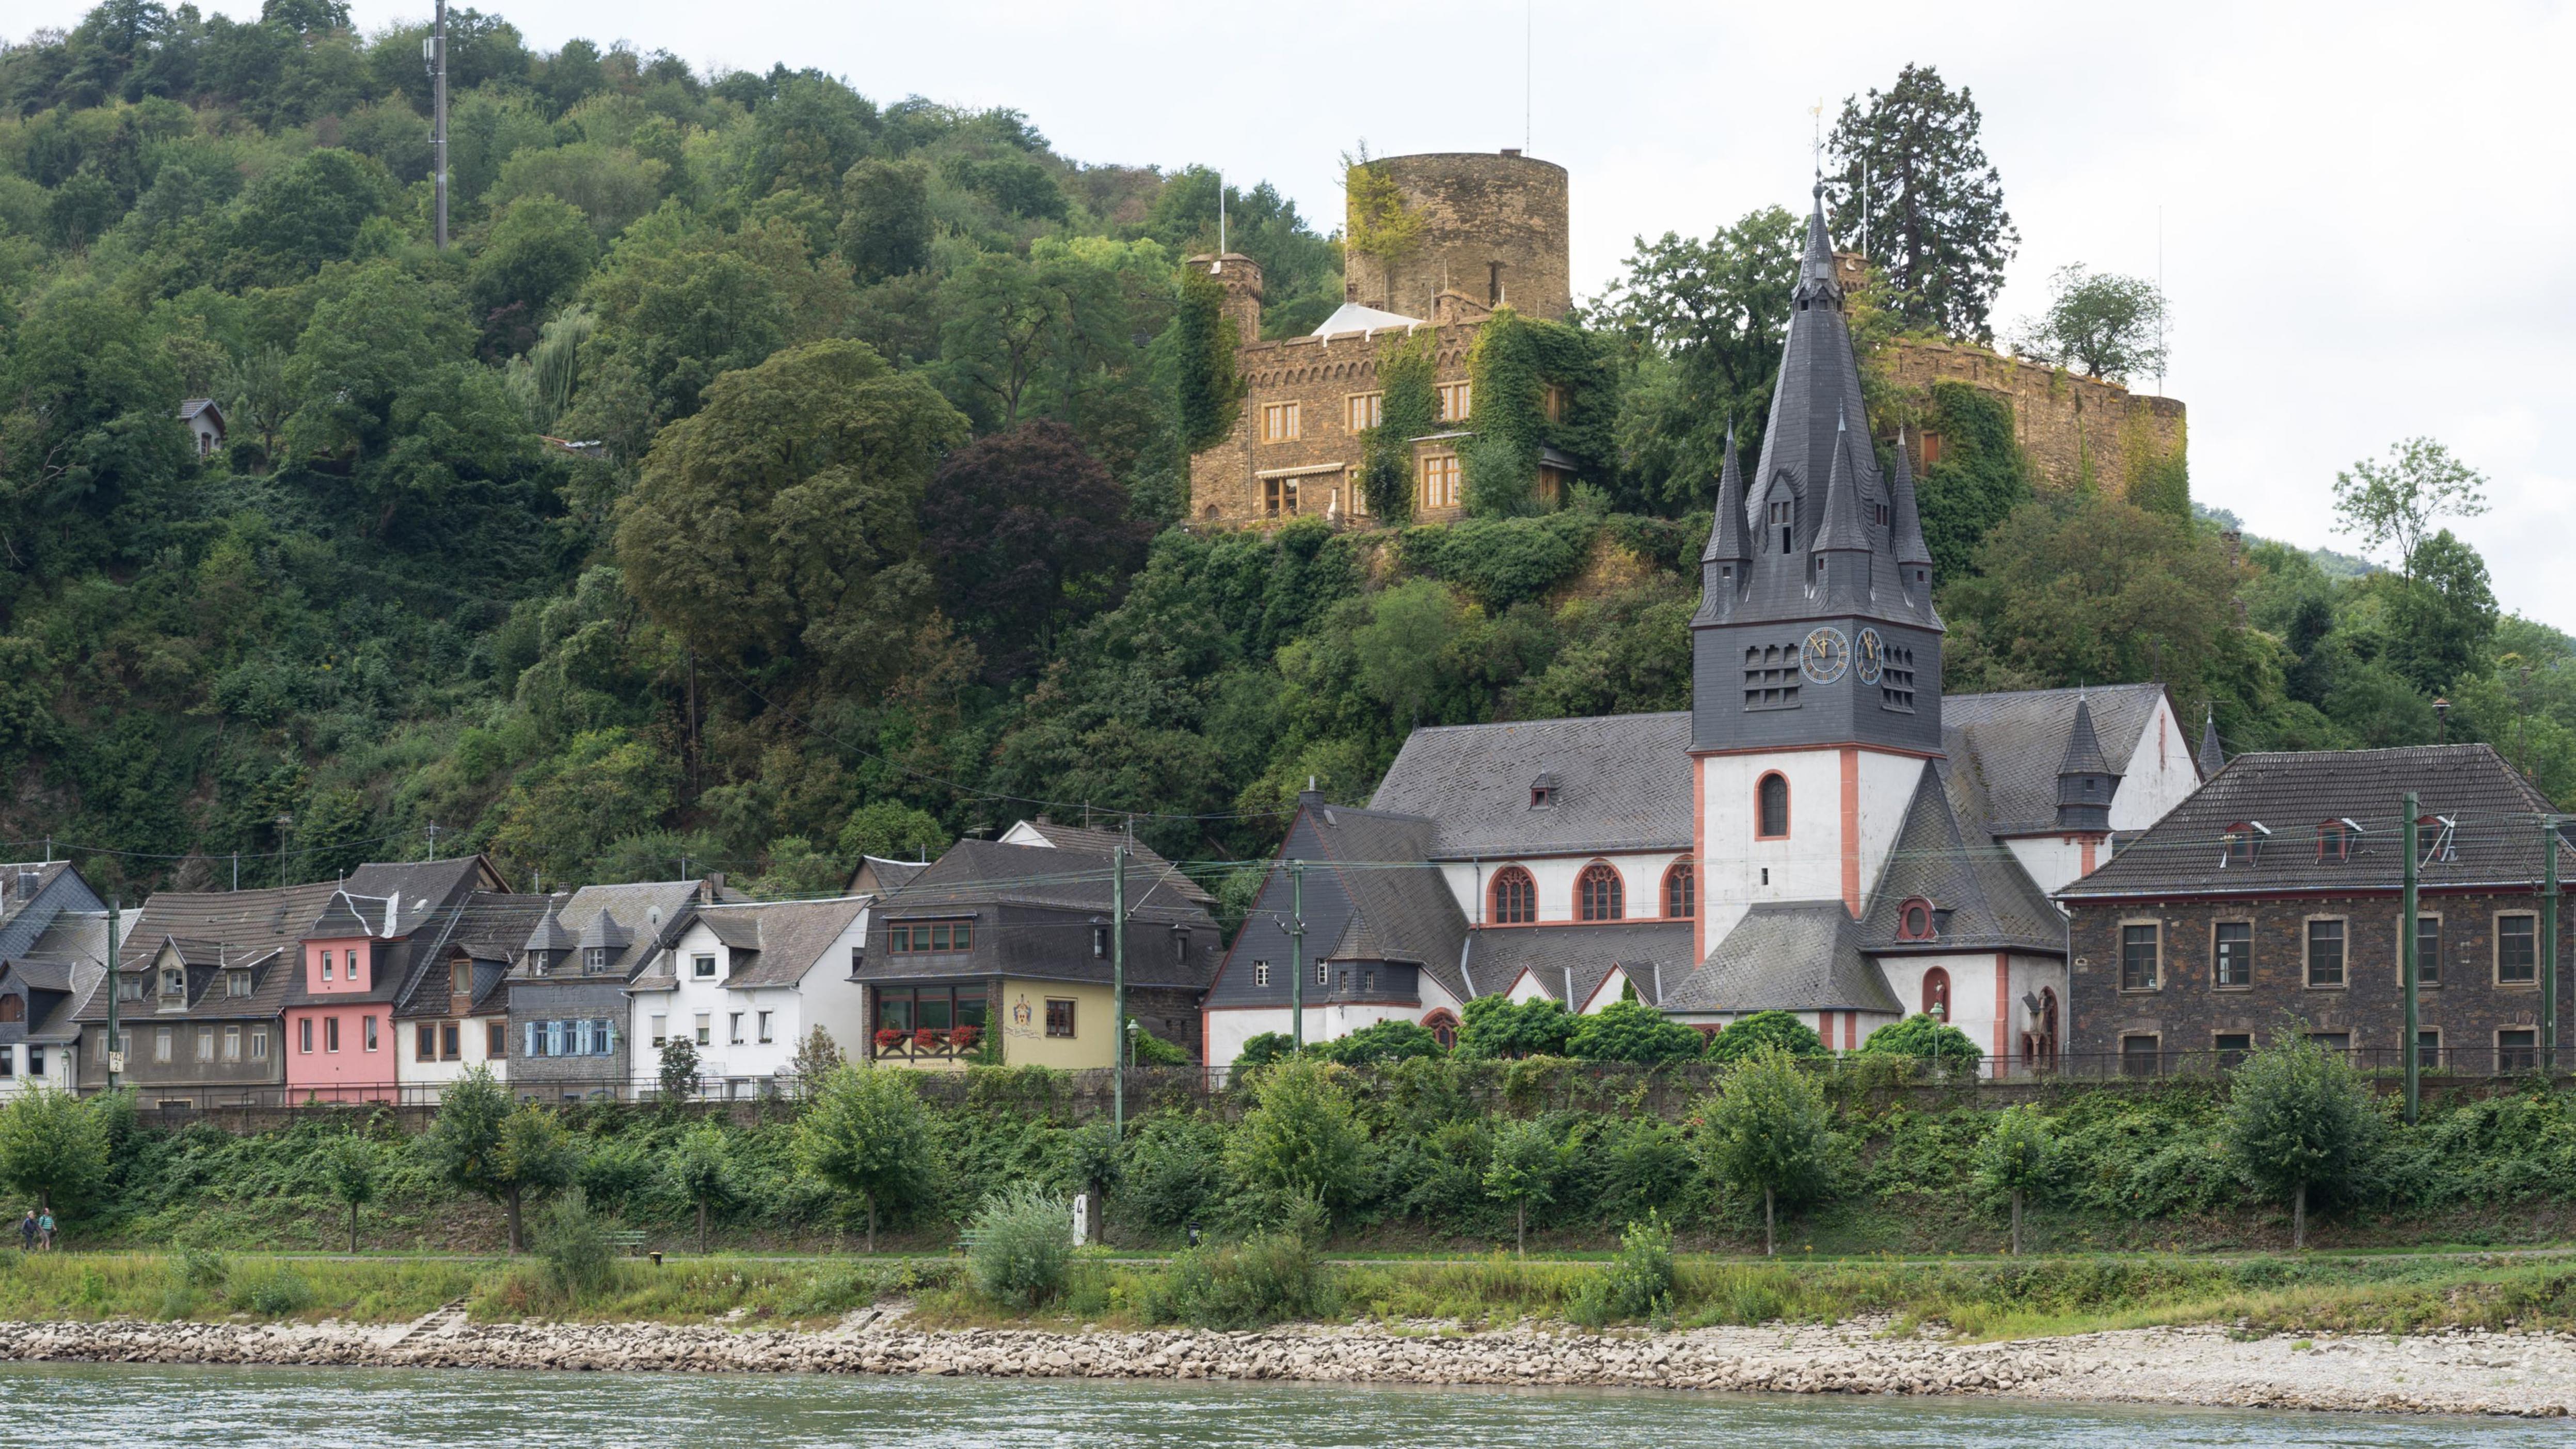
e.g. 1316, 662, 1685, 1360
2057, 745, 2572, 1074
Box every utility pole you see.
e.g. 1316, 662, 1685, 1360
426, 0, 450, 250
2403, 793, 2420, 1123
2545, 813, 2563, 1076
426, 823, 440, 862
1110, 845, 1127, 1139
105, 894, 120, 1094
230, 853, 238, 891
1287, 859, 1306, 1052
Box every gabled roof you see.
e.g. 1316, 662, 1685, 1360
883, 839, 1212, 919
391, 892, 555, 1017
179, 398, 222, 422
686, 897, 868, 989
1943, 683, 2169, 836
1369, 712, 1692, 859
1464, 921, 1693, 1008
1858, 761, 2067, 955
336, 857, 504, 938
1310, 301, 1424, 336
1667, 902, 1899, 1015
999, 819, 1218, 907
2059, 743, 2570, 899
508, 880, 704, 983
851, 856, 929, 894
308, 891, 398, 940
576, 908, 632, 952
4, 910, 110, 1042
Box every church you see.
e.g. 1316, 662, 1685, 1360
1202, 188, 2211, 1072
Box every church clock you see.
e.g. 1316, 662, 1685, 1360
1855, 627, 1885, 684
1800, 626, 1850, 684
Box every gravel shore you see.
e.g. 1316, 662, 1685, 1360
1, 1310, 2570, 1418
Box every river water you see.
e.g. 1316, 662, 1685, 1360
7, 1362, 2564, 1447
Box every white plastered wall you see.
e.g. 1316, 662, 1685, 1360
1203, 972, 1464, 1067
1438, 853, 1692, 925
1698, 748, 1923, 945
2113, 696, 2203, 831
1870, 951, 2068, 1077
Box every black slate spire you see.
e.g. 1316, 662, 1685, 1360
2055, 696, 2121, 831
1699, 418, 1751, 620
1890, 425, 1934, 576
2198, 707, 2225, 779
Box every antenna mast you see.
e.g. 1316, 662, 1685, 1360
1524, 1, 1533, 152
1218, 169, 1227, 257
426, 0, 449, 250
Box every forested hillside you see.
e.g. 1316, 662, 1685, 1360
0, 5, 2567, 910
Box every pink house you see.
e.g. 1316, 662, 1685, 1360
281, 858, 506, 1102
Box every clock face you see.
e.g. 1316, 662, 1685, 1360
1855, 627, 1885, 684
1800, 626, 1851, 684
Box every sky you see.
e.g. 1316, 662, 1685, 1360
17, 0, 2574, 631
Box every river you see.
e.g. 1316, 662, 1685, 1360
3, 1363, 2566, 1446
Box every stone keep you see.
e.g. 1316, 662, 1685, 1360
1342, 151, 1571, 323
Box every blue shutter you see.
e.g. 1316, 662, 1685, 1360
525, 1022, 540, 1057
597, 1019, 616, 1057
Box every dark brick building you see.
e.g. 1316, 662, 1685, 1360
2058, 744, 2571, 1074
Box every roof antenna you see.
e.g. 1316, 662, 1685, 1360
1217, 169, 1227, 260
1523, 0, 1532, 153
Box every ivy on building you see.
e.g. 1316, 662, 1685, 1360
1361, 330, 1439, 523
1341, 155, 1423, 263
1171, 267, 1245, 453
1912, 381, 2032, 582
1461, 308, 1619, 517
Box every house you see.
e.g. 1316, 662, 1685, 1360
506, 878, 721, 1101
73, 881, 342, 1104
846, 856, 929, 897
627, 895, 871, 1097
280, 858, 510, 1103
1203, 186, 2209, 1071
0, 910, 117, 1096
853, 831, 1219, 1069
2057, 744, 2573, 1075
390, 890, 558, 1092
178, 398, 225, 458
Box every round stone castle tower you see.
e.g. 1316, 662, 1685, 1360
1342, 150, 1570, 323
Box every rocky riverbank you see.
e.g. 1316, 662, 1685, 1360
1, 1310, 2571, 1417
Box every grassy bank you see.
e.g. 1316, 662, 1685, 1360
2, 1250, 2571, 1343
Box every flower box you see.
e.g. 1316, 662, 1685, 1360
912, 1028, 943, 1052
949, 1024, 980, 1050
873, 1029, 905, 1052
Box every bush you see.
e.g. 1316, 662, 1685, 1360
1225, 1061, 1364, 1222
1455, 996, 1575, 1060
965, 1184, 1072, 1310
2225, 1034, 2380, 1249
1706, 1010, 1825, 1062
1143, 1231, 1339, 1329
1566, 999, 1705, 1064
1858, 1012, 1984, 1068
228, 1263, 313, 1317
1120, 1113, 1228, 1231
1234, 1033, 1295, 1069
1569, 1212, 1676, 1327
533, 1187, 614, 1299
1310, 1020, 1444, 1066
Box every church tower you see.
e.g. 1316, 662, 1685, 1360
1691, 186, 1946, 953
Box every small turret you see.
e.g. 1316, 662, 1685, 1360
2198, 707, 2225, 779
2055, 696, 2121, 831
1186, 252, 1264, 344
1698, 419, 1751, 620
1809, 410, 1873, 607
1889, 425, 1934, 589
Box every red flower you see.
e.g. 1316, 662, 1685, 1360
949, 1024, 980, 1049
873, 1029, 904, 1050
912, 1028, 942, 1050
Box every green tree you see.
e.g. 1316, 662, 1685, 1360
837, 800, 951, 868
0, 1086, 112, 1221
1225, 1059, 1364, 1223
794, 1064, 936, 1252
1566, 998, 1706, 1064
1310, 1019, 1445, 1066
669, 1120, 735, 1254
1974, 1106, 2053, 1256
320, 1133, 377, 1253
1825, 64, 2019, 341
2383, 530, 2498, 694
2223, 1033, 2378, 1250
221, 147, 396, 284
788, 1024, 846, 1095
1857, 1012, 1984, 1073
1233, 1032, 1295, 1069
1455, 995, 1576, 1060
487, 141, 666, 240
421, 1069, 577, 1253
838, 157, 932, 284
2010, 264, 2167, 380
2332, 437, 2490, 581
467, 196, 600, 359
919, 420, 1154, 669
1483, 1117, 1563, 1257
614, 339, 968, 691
1706, 1010, 1827, 1063
657, 1034, 701, 1108
1697, 1047, 1833, 1256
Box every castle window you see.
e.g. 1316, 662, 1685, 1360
1662, 862, 1694, 920
1897, 897, 1936, 942
1436, 381, 1471, 422
1264, 476, 1299, 517
1756, 773, 1790, 839
1576, 862, 1624, 922
1417, 453, 1460, 510
1919, 432, 1945, 466
2306, 919, 2346, 987
1489, 868, 1536, 925
1543, 385, 1567, 423
1261, 402, 1301, 443
1921, 966, 1951, 1021
1346, 392, 1382, 431
1344, 465, 1370, 514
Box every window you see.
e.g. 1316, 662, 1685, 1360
2214, 921, 2253, 988
417, 1024, 437, 1062
1663, 862, 1695, 920
2120, 923, 2160, 991
363, 1016, 378, 1051
729, 1012, 745, 1045
0, 999, 20, 1027
874, 986, 985, 1035
1045, 998, 1076, 1038
693, 954, 717, 979
2305, 1031, 2351, 1056
1361, 969, 1376, 993
348, 954, 363, 986
250, 1028, 268, 1061
300, 1018, 314, 1053
2497, 913, 2539, 985
195, 1028, 214, 1063
584, 947, 608, 974
1921, 967, 1951, 1021
2219, 822, 2264, 867
227, 970, 251, 998
1347, 392, 1382, 430
159, 966, 185, 996
693, 1014, 711, 1046
22, 1047, 38, 1077
319, 951, 332, 982
1576, 863, 1624, 922
650, 1014, 668, 1046
1542, 384, 1567, 423
1529, 782, 1556, 808
223, 1027, 241, 1063
1264, 476, 1299, 517
1489, 868, 1536, 925
1435, 381, 1470, 421
325, 1016, 341, 1052
2413, 914, 2441, 987
2499, 1028, 2539, 1073
2120, 1034, 2161, 1078
487, 1021, 506, 1059
1423, 1009, 1459, 1050
1335, 969, 1348, 993
0, 1050, 12, 1078
1897, 897, 1936, 942
1317, 960, 1328, 986
120, 977, 143, 1001
2305, 919, 2346, 987
593, 1019, 615, 1057
1417, 453, 1460, 510
155, 1027, 173, 1063
1919, 432, 1945, 466
552, 1020, 573, 1056
2416, 1029, 2442, 1072
1261, 401, 1301, 443
889, 922, 974, 953
2214, 1032, 2253, 1069
441, 1022, 459, 1059
1756, 773, 1790, 838
2316, 820, 2358, 862
1254, 961, 1271, 988
757, 1011, 773, 1044
1345, 466, 1369, 515
524, 1022, 542, 1058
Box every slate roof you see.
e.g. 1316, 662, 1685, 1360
76, 881, 339, 1023
884, 839, 1211, 919
1369, 712, 1692, 859
1667, 902, 1901, 1014
391, 892, 556, 1018
0, 862, 71, 923
1005, 819, 1218, 907
1858, 761, 2067, 955
1301, 807, 1470, 996
2059, 743, 2570, 900
1462, 921, 1693, 1008
681, 897, 868, 989
7, 911, 110, 1042
511, 881, 705, 984
1943, 683, 2168, 835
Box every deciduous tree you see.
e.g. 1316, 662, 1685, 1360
1697, 1047, 1833, 1255
2223, 1034, 2378, 1249
794, 1063, 936, 1252
2333, 437, 2490, 582
2010, 264, 2167, 380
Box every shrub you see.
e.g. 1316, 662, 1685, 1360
1311, 1019, 1444, 1066
1143, 1232, 1339, 1329
1120, 1113, 1228, 1231
1567, 998, 1705, 1064
1569, 1212, 1676, 1327
965, 1184, 1072, 1310
533, 1187, 614, 1299
1225, 1061, 1364, 1222
2225, 1034, 2380, 1249
1857, 1012, 1983, 1070
1455, 996, 1576, 1060
1706, 1010, 1826, 1062
1234, 1033, 1295, 1068
228, 1264, 313, 1317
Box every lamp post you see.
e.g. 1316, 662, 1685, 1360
2403, 793, 2420, 1122
1287, 860, 1306, 1052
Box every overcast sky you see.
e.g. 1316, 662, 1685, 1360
18, 1, 2573, 630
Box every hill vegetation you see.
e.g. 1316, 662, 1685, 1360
0, 6, 2566, 906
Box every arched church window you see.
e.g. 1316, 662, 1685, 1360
1576, 862, 1624, 922
1922, 967, 1951, 1022
1662, 861, 1694, 920
1756, 773, 1790, 839
1489, 868, 1536, 925
1422, 1009, 1459, 1050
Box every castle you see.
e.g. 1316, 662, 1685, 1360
1185, 149, 2187, 526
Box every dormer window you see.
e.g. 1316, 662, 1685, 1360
2317, 818, 2363, 863
2219, 821, 2268, 867
160, 967, 185, 997
1897, 897, 1937, 942
1767, 497, 1793, 553
1529, 773, 1559, 809
227, 970, 251, 998
583, 947, 608, 974
2419, 814, 2457, 865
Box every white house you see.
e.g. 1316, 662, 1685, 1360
628, 895, 871, 1097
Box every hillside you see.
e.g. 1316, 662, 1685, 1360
0, 6, 2567, 910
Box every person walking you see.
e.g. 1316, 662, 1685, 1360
36, 1209, 54, 1252
15, 1210, 31, 1253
